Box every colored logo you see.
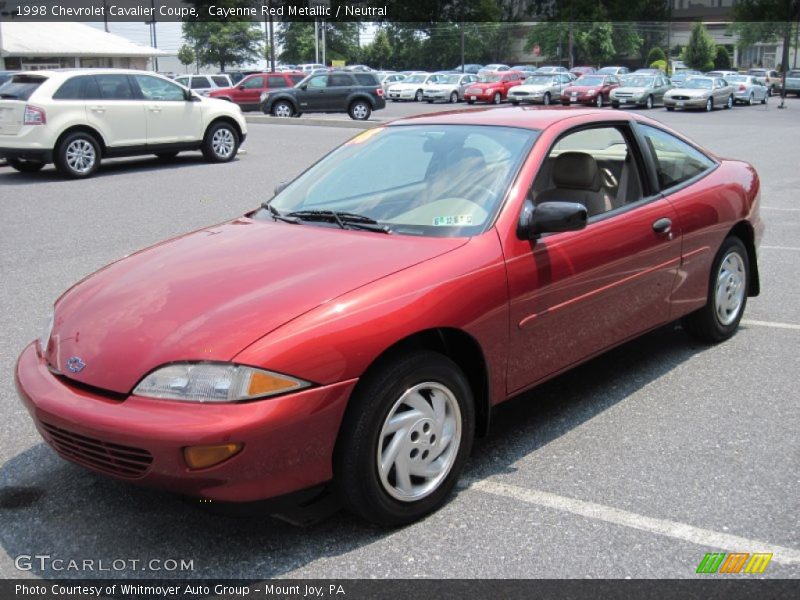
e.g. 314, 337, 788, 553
696, 552, 772, 574
66, 356, 86, 373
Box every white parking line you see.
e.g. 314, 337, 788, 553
468, 479, 800, 566
742, 319, 800, 331
761, 245, 800, 251
761, 207, 800, 211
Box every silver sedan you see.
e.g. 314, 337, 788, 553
726, 75, 769, 105
664, 77, 735, 112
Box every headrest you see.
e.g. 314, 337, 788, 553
552, 152, 601, 191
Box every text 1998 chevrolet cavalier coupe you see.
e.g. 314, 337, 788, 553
16, 107, 763, 526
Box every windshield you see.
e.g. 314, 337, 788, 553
575, 76, 605, 86
727, 75, 747, 83
260, 125, 538, 238
403, 74, 427, 83
597, 68, 617, 74
440, 74, 462, 84
523, 75, 555, 85
624, 76, 654, 87
789, 70, 800, 77
477, 74, 502, 83
684, 78, 713, 89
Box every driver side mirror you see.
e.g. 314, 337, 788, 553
517, 199, 587, 240
184, 89, 199, 102
274, 181, 289, 196
299, 83, 308, 90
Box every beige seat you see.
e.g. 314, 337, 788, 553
536, 151, 612, 217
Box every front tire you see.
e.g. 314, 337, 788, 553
725, 95, 734, 109
682, 237, 749, 344
705, 97, 713, 112
201, 121, 239, 163
55, 132, 100, 178
543, 92, 551, 106
449, 91, 459, 103
334, 351, 475, 527
596, 94, 604, 108
7, 158, 45, 173
492, 92, 502, 104
348, 100, 371, 121
645, 95, 653, 109
414, 89, 424, 102
271, 100, 294, 118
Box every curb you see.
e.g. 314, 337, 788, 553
244, 115, 379, 129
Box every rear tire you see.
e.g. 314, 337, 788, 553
348, 100, 371, 121
681, 237, 749, 344
334, 351, 475, 527
596, 94, 604, 108
7, 158, 45, 173
725, 95, 734, 109
611, 101, 620, 109
55, 132, 101, 179
201, 121, 239, 163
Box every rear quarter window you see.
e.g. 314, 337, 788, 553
354, 73, 379, 86
211, 76, 229, 87
53, 75, 101, 100
0, 75, 47, 101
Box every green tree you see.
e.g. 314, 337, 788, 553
182, 22, 262, 72
577, 22, 616, 67
277, 22, 361, 65
363, 28, 393, 69
682, 22, 716, 72
646, 46, 666, 66
177, 44, 195, 73
714, 45, 732, 69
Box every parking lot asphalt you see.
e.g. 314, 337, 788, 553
0, 99, 798, 580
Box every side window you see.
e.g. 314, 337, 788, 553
533, 126, 643, 218
133, 75, 185, 101
328, 74, 353, 87
95, 75, 135, 100
266, 76, 286, 88
290, 75, 304, 85
241, 76, 265, 89
190, 77, 209, 89
210, 76, 229, 87
353, 73, 377, 85
307, 75, 328, 89
53, 75, 100, 100
638, 124, 715, 190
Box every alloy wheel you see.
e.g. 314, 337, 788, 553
65, 139, 96, 175
211, 128, 235, 159
714, 251, 746, 326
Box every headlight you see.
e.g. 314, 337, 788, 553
133, 362, 311, 403
38, 310, 54, 354
586, 89, 596, 95
485, 88, 494, 94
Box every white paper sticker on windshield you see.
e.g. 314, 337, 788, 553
433, 215, 473, 226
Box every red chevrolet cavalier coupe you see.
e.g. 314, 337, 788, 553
16, 107, 763, 526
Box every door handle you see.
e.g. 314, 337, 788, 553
652, 217, 672, 234
89, 106, 106, 113
148, 106, 162, 113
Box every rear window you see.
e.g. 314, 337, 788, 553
0, 75, 46, 101
290, 75, 304, 84
211, 76, 229, 87
353, 73, 379, 86
190, 77, 209, 89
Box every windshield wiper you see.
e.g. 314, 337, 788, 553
286, 210, 391, 234
262, 203, 302, 224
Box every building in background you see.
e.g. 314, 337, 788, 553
0, 22, 169, 71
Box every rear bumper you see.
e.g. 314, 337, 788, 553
15, 342, 355, 502
0, 147, 53, 163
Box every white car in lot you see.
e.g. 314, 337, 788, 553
386, 73, 441, 102
173, 74, 233, 97
0, 69, 247, 178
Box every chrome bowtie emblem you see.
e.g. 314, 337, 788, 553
66, 356, 86, 373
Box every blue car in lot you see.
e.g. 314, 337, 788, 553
0, 71, 17, 86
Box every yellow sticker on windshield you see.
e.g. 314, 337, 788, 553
345, 128, 382, 145
433, 215, 473, 226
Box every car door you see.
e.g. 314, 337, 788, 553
502, 122, 681, 393
85, 74, 147, 148
130, 74, 203, 145
234, 75, 266, 107
297, 74, 329, 111
326, 73, 354, 110
713, 78, 728, 104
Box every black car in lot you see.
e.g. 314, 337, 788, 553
260, 71, 386, 120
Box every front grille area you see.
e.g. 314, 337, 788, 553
40, 421, 153, 479
671, 95, 691, 100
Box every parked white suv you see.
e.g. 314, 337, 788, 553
0, 69, 247, 178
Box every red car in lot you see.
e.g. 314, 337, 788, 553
16, 108, 763, 526
561, 74, 621, 107
464, 70, 526, 104
209, 71, 304, 111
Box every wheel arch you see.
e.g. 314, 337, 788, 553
54, 125, 107, 157
205, 116, 243, 142
347, 93, 376, 109
727, 220, 760, 297
346, 327, 492, 438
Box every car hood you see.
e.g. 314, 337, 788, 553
667, 88, 709, 97
510, 83, 552, 92
389, 82, 426, 91
613, 86, 651, 94
46, 218, 467, 394
564, 85, 601, 93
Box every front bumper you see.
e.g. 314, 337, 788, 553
15, 342, 355, 502
663, 97, 708, 109
561, 94, 599, 105
611, 95, 645, 106
464, 90, 496, 103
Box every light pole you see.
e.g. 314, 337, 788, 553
0, 1, 6, 71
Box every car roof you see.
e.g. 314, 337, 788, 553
387, 106, 647, 131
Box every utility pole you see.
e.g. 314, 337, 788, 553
146, 0, 159, 72
102, 0, 109, 32
321, 19, 326, 66
314, 19, 319, 63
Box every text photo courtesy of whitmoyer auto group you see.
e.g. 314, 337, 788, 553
0, 0, 798, 598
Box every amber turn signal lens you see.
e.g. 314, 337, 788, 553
247, 371, 302, 396
184, 443, 243, 469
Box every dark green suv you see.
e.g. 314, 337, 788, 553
260, 71, 386, 121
